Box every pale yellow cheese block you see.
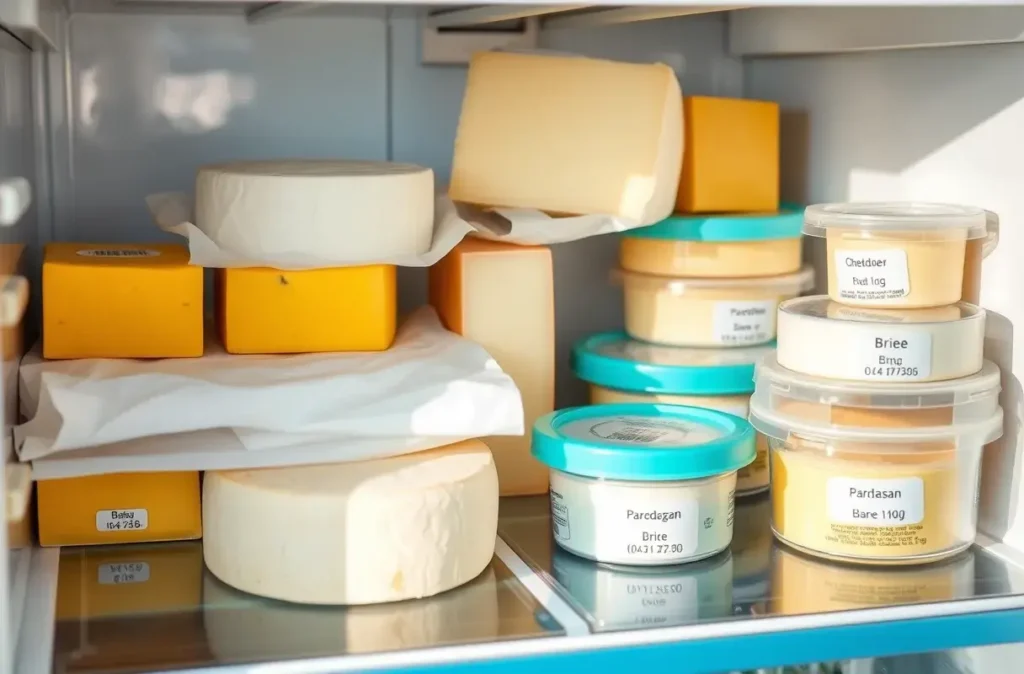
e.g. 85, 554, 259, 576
430, 239, 554, 495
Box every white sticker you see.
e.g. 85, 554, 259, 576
550, 489, 571, 542
711, 299, 778, 345
98, 562, 150, 585
78, 249, 161, 258
853, 331, 932, 381
96, 508, 149, 532
595, 496, 700, 561
834, 249, 910, 303
559, 415, 721, 447
827, 477, 925, 526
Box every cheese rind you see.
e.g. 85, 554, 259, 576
196, 160, 434, 263
202, 440, 499, 605
43, 243, 203, 359
429, 239, 553, 495
450, 52, 683, 225
216, 265, 396, 354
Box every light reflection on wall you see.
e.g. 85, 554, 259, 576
152, 70, 256, 133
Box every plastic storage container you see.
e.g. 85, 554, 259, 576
618, 266, 814, 347
776, 296, 985, 383
750, 391, 1003, 566
619, 209, 803, 278
572, 333, 772, 495
531, 403, 755, 566
804, 202, 991, 309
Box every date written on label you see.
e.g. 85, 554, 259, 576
95, 508, 149, 532
627, 543, 688, 555
854, 334, 931, 381
98, 562, 151, 585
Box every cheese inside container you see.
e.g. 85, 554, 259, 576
617, 266, 814, 347
620, 208, 804, 278
776, 296, 985, 383
572, 333, 772, 495
750, 389, 1003, 566
804, 202, 991, 309
531, 403, 755, 566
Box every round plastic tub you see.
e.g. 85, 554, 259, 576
531, 403, 755, 566
750, 395, 1003, 566
776, 296, 985, 383
620, 209, 804, 278
572, 332, 773, 495
618, 266, 814, 347
803, 202, 991, 309
551, 546, 734, 628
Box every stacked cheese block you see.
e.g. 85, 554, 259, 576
749, 203, 1003, 566
573, 94, 812, 498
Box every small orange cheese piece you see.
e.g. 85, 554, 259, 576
43, 243, 203, 359
216, 265, 396, 354
678, 96, 780, 213
37, 471, 202, 547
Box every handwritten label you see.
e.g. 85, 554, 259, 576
835, 249, 910, 303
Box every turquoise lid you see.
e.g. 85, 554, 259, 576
624, 207, 803, 242
531, 403, 755, 481
573, 333, 772, 396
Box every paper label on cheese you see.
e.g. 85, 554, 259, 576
98, 562, 150, 585
96, 508, 149, 532
77, 249, 161, 258
712, 299, 777, 345
835, 249, 910, 302
851, 331, 932, 381
560, 415, 721, 447
827, 477, 925, 526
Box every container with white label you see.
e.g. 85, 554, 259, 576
617, 266, 814, 348
776, 296, 985, 383
532, 403, 755, 566
620, 208, 805, 279
572, 333, 773, 495
803, 202, 992, 309
750, 390, 1003, 565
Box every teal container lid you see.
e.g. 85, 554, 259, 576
624, 206, 804, 242
573, 333, 772, 396
532, 403, 756, 481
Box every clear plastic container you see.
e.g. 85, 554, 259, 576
776, 296, 986, 383
750, 394, 1003, 566
620, 209, 804, 279
803, 202, 992, 309
617, 266, 814, 348
572, 333, 773, 495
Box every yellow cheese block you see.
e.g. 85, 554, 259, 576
429, 239, 554, 496
37, 471, 202, 547
43, 243, 203, 359
55, 542, 203, 620
217, 265, 396, 354
678, 96, 780, 213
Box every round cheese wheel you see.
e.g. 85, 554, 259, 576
195, 160, 434, 264
202, 440, 498, 605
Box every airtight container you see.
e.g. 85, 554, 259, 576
551, 546, 734, 630
572, 333, 772, 495
804, 202, 992, 309
776, 296, 985, 383
618, 266, 814, 348
531, 403, 755, 566
620, 209, 804, 278
750, 389, 1004, 566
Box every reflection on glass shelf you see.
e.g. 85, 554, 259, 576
498, 493, 1024, 633
51, 542, 560, 674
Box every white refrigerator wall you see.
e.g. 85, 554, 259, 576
745, 44, 1024, 546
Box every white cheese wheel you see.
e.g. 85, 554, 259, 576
195, 160, 434, 263
202, 440, 499, 605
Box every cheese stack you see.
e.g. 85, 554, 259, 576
749, 203, 1003, 567
39, 243, 204, 546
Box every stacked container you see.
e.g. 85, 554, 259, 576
750, 203, 1003, 566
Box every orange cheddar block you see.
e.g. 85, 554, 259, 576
216, 265, 396, 354
678, 96, 780, 214
43, 243, 203, 359
429, 239, 554, 496
55, 542, 203, 620
37, 471, 202, 547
